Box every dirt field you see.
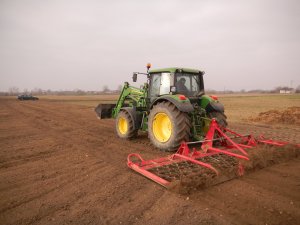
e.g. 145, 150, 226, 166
0, 96, 300, 225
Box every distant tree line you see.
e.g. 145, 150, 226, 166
0, 86, 123, 96
206, 85, 300, 94
1, 85, 299, 96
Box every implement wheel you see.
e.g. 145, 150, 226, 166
116, 110, 137, 139
148, 101, 191, 151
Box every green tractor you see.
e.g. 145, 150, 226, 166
95, 64, 227, 151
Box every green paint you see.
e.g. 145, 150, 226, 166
100, 67, 225, 140
200, 95, 213, 109
165, 94, 190, 103
112, 82, 148, 118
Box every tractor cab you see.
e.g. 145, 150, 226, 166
147, 67, 205, 102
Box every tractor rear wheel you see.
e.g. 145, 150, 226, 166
148, 101, 191, 151
116, 110, 138, 139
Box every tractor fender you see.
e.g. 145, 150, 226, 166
150, 96, 194, 113
200, 95, 225, 114
120, 107, 142, 130
205, 102, 225, 113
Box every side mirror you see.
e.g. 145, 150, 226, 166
132, 73, 137, 82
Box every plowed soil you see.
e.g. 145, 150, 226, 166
248, 106, 300, 125
0, 98, 300, 225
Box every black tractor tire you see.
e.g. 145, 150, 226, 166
116, 110, 138, 139
148, 101, 191, 152
208, 111, 228, 128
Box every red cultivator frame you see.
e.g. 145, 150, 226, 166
127, 119, 300, 188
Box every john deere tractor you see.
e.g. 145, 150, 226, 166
95, 64, 227, 151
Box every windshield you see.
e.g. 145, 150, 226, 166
175, 73, 202, 96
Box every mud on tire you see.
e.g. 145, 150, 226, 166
148, 101, 191, 152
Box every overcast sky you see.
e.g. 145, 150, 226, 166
0, 0, 299, 92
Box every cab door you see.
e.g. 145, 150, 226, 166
148, 72, 171, 103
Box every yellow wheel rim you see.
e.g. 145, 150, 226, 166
118, 117, 128, 135
153, 113, 172, 142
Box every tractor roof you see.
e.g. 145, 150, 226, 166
149, 67, 201, 74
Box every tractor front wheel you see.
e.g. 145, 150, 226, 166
148, 101, 191, 151
116, 110, 138, 139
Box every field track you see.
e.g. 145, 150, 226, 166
0, 98, 299, 225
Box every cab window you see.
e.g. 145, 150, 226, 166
175, 73, 201, 96
149, 73, 171, 97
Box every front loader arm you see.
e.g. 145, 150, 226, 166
112, 82, 146, 118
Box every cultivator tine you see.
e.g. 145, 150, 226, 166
127, 150, 219, 188
127, 119, 300, 189
127, 153, 170, 187
172, 153, 219, 175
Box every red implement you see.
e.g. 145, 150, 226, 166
127, 119, 299, 188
